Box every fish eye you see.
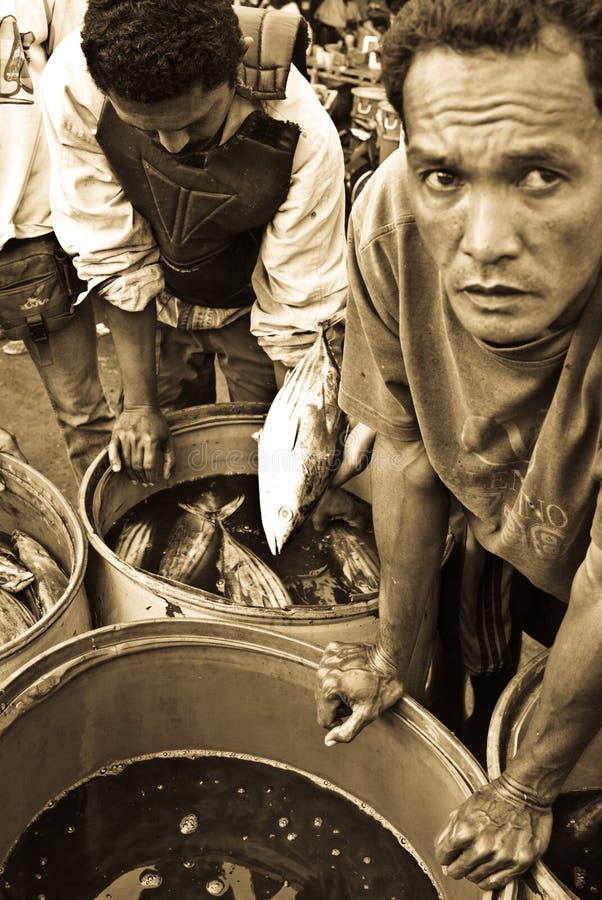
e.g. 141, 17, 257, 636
278, 507, 293, 521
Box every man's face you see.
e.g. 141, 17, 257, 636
109, 80, 235, 154
403, 26, 602, 344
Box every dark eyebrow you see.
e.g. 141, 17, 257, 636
406, 143, 576, 170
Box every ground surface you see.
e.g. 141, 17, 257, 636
0, 321, 119, 506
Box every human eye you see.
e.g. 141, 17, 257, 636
420, 170, 461, 191
519, 168, 563, 191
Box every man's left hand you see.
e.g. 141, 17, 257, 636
434, 775, 553, 891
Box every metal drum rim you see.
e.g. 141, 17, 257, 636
487, 649, 579, 900
0, 453, 88, 661
78, 403, 380, 624
0, 617, 515, 900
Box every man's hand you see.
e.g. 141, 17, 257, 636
0, 428, 27, 462
312, 487, 368, 532
332, 422, 376, 488
316, 641, 404, 745
434, 774, 553, 891
311, 422, 376, 531
108, 405, 175, 486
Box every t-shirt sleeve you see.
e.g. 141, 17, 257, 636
338, 206, 421, 441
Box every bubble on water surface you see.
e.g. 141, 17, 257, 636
278, 817, 289, 828
205, 877, 227, 896
179, 813, 198, 834
139, 869, 162, 888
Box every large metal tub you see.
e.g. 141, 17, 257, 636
0, 619, 516, 899
0, 453, 90, 685
79, 403, 440, 700
488, 650, 602, 899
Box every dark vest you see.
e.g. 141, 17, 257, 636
95, 8, 305, 308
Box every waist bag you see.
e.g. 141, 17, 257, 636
0, 234, 84, 343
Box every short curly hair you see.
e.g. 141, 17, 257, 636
382, 0, 602, 123
81, 0, 245, 102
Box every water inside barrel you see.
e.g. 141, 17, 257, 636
543, 789, 602, 897
1, 752, 441, 899
107, 474, 378, 607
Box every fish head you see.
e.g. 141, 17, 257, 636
263, 502, 303, 555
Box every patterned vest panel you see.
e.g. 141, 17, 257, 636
96, 104, 300, 308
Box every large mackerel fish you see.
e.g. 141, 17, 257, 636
159, 493, 244, 586
12, 531, 68, 617
215, 519, 293, 609
257, 327, 346, 554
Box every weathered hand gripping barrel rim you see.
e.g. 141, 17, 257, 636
488, 650, 602, 900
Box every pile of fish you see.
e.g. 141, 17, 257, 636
116, 491, 293, 609
256, 326, 346, 555
0, 531, 68, 643
113, 487, 380, 609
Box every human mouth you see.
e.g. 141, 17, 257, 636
460, 284, 529, 308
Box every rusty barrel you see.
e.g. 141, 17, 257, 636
0, 619, 516, 900
488, 650, 602, 899
79, 403, 442, 702
0, 453, 90, 684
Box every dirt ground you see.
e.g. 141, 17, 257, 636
0, 318, 119, 507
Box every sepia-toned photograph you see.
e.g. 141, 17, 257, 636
0, 0, 599, 896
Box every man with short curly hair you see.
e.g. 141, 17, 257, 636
41, 0, 346, 484
315, 0, 602, 891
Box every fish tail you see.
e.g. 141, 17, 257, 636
179, 493, 245, 523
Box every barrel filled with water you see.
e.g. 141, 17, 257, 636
488, 651, 602, 899
79, 403, 445, 701
0, 620, 516, 899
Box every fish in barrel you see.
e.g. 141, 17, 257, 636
327, 522, 380, 595
0, 586, 36, 642
11, 530, 68, 617
257, 326, 346, 554
215, 520, 294, 609
113, 513, 157, 570
159, 492, 244, 585
0, 535, 35, 593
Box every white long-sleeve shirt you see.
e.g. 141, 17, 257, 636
0, 0, 85, 250
40, 31, 348, 364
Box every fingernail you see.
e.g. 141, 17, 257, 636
325, 738, 336, 747
442, 866, 448, 876
111, 464, 120, 472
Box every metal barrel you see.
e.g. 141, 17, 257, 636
0, 618, 516, 900
488, 650, 602, 899
78, 403, 441, 702
0, 454, 90, 685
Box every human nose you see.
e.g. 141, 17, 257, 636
157, 128, 189, 153
459, 189, 520, 263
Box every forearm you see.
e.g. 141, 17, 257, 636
371, 433, 449, 679
103, 301, 159, 408
506, 541, 602, 802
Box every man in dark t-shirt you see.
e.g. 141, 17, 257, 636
315, 0, 602, 892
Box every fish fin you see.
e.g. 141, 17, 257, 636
272, 412, 300, 453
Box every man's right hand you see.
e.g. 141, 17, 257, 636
108, 405, 175, 485
316, 641, 404, 745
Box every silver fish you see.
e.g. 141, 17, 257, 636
0, 586, 36, 643
159, 492, 244, 585
113, 514, 156, 569
216, 520, 293, 609
12, 530, 68, 616
327, 522, 379, 594
257, 327, 346, 554
0, 538, 35, 593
